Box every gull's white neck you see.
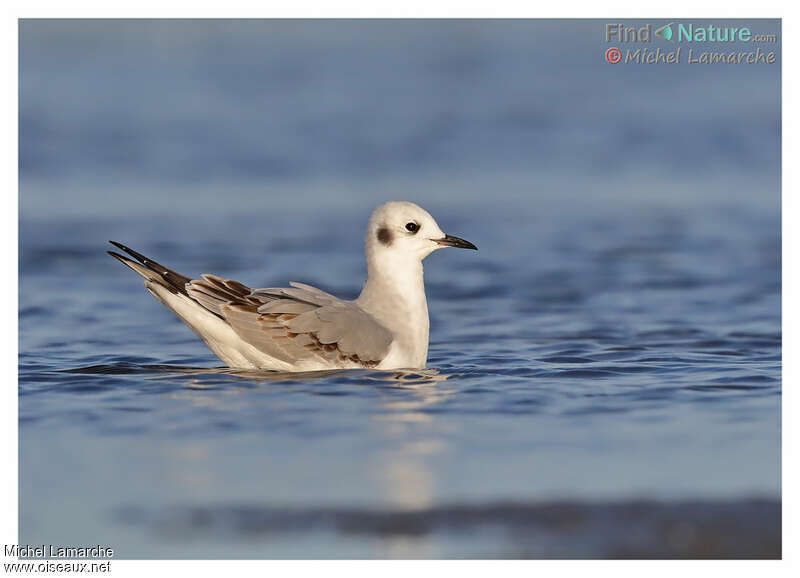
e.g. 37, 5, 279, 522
356, 245, 430, 368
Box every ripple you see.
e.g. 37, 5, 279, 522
685, 384, 772, 392
538, 356, 595, 364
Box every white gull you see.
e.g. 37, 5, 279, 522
108, 201, 477, 371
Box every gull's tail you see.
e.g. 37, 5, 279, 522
107, 241, 193, 296
108, 240, 266, 368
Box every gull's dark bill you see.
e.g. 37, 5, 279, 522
436, 234, 478, 250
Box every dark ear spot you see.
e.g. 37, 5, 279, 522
376, 226, 393, 247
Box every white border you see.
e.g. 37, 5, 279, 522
5, 1, 794, 576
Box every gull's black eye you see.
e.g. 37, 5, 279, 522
405, 222, 420, 233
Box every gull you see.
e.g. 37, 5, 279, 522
108, 201, 477, 371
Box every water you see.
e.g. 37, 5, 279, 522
19, 20, 780, 558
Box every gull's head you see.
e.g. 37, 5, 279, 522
366, 201, 477, 262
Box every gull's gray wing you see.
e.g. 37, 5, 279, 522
187, 276, 393, 367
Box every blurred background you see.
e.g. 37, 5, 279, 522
19, 20, 780, 558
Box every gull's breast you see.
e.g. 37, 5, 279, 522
376, 333, 429, 370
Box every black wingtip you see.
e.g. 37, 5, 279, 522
107, 250, 133, 263
109, 241, 130, 255
106, 241, 193, 294
109, 240, 148, 264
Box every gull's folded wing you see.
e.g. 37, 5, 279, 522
188, 277, 393, 367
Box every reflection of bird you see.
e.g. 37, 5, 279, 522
108, 201, 477, 371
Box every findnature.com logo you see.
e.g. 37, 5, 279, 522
606, 23, 778, 44
604, 22, 778, 64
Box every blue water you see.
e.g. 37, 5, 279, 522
19, 20, 780, 558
